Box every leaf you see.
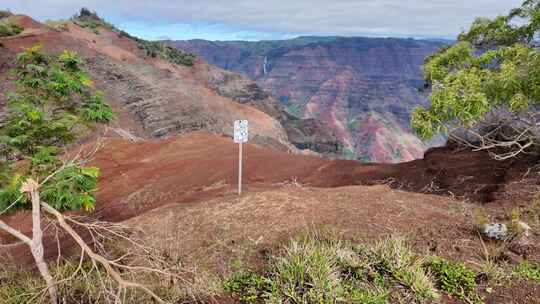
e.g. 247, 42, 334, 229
80, 167, 100, 179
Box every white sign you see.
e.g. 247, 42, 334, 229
234, 120, 248, 195
234, 120, 249, 143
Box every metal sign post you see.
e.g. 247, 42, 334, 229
234, 120, 248, 195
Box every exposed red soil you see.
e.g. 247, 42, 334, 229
1, 132, 538, 265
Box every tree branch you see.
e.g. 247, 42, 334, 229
0, 219, 32, 246
40, 201, 167, 304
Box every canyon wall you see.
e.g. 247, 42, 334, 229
168, 37, 446, 162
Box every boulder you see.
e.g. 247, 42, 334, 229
481, 223, 508, 240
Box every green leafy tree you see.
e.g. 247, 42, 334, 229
412, 0, 540, 159
0, 44, 115, 304
0, 44, 114, 213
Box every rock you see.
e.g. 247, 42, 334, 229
481, 223, 508, 240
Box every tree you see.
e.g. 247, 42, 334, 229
0, 46, 166, 304
412, 0, 540, 159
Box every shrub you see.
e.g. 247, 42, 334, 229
223, 271, 269, 303
424, 256, 481, 303
0, 21, 22, 37
514, 262, 540, 284
0, 9, 12, 19
0, 45, 115, 212
45, 19, 69, 32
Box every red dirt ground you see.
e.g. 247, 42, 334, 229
1, 132, 537, 262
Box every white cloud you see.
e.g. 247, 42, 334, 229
0, 0, 524, 39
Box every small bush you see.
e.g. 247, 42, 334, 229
223, 271, 269, 303
514, 262, 540, 284
71, 7, 113, 33
0, 9, 12, 19
45, 19, 69, 32
425, 256, 481, 303
0, 21, 22, 37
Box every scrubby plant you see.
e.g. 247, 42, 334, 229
0, 9, 12, 19
424, 256, 481, 303
514, 261, 540, 284
268, 239, 342, 303
412, 0, 540, 160
0, 21, 22, 37
44, 19, 69, 32
223, 271, 270, 303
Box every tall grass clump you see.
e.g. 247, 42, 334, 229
224, 230, 442, 303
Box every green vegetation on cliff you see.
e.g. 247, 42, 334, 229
72, 8, 196, 66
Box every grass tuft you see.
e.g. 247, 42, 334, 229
424, 256, 482, 303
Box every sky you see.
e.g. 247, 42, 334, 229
0, 0, 525, 41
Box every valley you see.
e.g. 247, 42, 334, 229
168, 37, 447, 162
1, 5, 540, 304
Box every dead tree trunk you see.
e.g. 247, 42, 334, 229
24, 179, 58, 304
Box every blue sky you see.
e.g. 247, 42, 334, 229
0, 0, 524, 41
115, 21, 298, 41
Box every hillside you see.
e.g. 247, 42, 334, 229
0, 13, 341, 155
168, 37, 446, 162
2, 132, 540, 303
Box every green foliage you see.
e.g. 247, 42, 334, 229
0, 10, 12, 19
424, 256, 481, 303
268, 239, 342, 303
374, 238, 439, 301
412, 0, 540, 148
0, 45, 115, 212
0, 20, 22, 37
71, 8, 196, 66
223, 271, 270, 303
70, 7, 114, 33
119, 30, 197, 66
223, 231, 442, 304
514, 261, 540, 283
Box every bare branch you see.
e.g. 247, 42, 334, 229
40, 201, 167, 304
0, 219, 32, 245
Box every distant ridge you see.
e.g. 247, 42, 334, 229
167, 36, 447, 162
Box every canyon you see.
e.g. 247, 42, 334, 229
168, 37, 447, 162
